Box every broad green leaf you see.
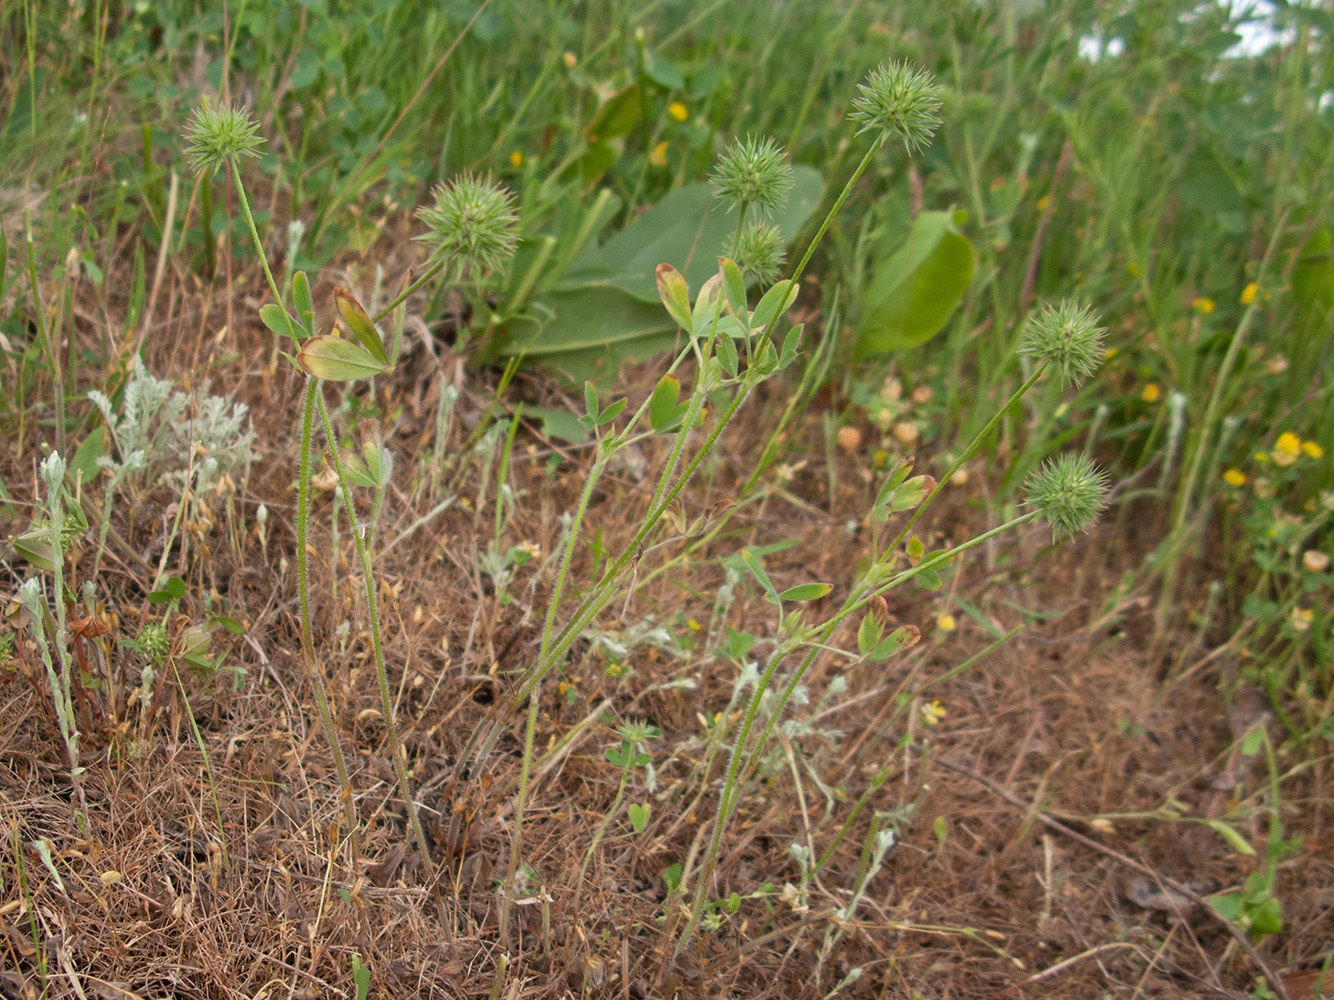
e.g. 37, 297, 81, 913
856, 211, 974, 357
259, 303, 297, 340
720, 537, 801, 573
649, 374, 681, 430
915, 567, 943, 591
597, 397, 628, 425
296, 336, 390, 382
779, 583, 832, 602
627, 802, 651, 832
584, 381, 599, 421
562, 167, 824, 302
335, 288, 388, 365
579, 140, 619, 184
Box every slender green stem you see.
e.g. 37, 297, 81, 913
787, 136, 885, 289
296, 377, 359, 862
229, 160, 297, 345
314, 393, 435, 879
370, 258, 446, 324
885, 368, 1045, 561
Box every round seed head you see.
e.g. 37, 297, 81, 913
1017, 300, 1106, 387
184, 98, 265, 176
849, 62, 943, 153
138, 622, 171, 662
725, 220, 786, 286
709, 136, 794, 218
1024, 453, 1109, 543
414, 173, 520, 277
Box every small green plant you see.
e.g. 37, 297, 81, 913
570, 720, 660, 911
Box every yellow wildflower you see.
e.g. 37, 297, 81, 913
1104, 346, 1119, 360
937, 613, 956, 632
688, 618, 702, 631
1036, 194, 1051, 211
1254, 451, 1269, 464
649, 141, 669, 166
509, 150, 525, 168
1274, 433, 1302, 468
1192, 296, 1215, 314
1141, 383, 1161, 403
1302, 440, 1323, 459
921, 700, 946, 726
1290, 607, 1314, 633
668, 101, 688, 122
1223, 469, 1246, 487
1240, 282, 1258, 305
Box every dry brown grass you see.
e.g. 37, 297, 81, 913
0, 258, 1330, 1000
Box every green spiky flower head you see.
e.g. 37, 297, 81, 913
414, 173, 520, 278
184, 98, 265, 176
1017, 300, 1106, 387
724, 220, 786, 285
849, 62, 943, 153
1024, 453, 1109, 543
709, 136, 794, 218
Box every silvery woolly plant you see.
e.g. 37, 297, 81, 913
182, 98, 520, 885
